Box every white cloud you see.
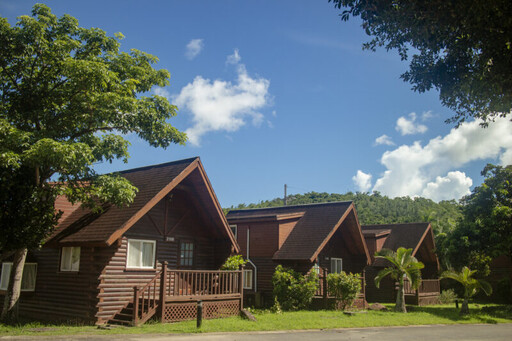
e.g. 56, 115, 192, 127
185, 39, 204, 60
421, 171, 473, 202
174, 52, 270, 146
421, 111, 434, 121
226, 48, 241, 64
352, 170, 372, 192
153, 87, 171, 99
374, 134, 395, 146
396, 112, 428, 135
372, 117, 512, 201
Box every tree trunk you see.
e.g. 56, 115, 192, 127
460, 298, 470, 315
395, 278, 407, 313
1, 248, 27, 323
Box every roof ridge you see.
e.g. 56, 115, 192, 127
362, 222, 430, 227
228, 201, 353, 213
111, 157, 199, 175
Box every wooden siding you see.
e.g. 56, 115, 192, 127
97, 189, 230, 324
5, 246, 111, 323
278, 219, 299, 249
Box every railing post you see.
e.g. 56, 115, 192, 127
160, 261, 168, 322
322, 267, 328, 308
362, 269, 366, 310
239, 265, 245, 311
133, 286, 139, 326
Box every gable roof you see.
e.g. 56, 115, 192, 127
362, 223, 437, 267
227, 202, 371, 263
48, 157, 238, 251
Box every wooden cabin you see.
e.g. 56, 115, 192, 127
226, 202, 372, 307
0, 158, 242, 325
362, 223, 440, 305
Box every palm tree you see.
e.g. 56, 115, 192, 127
374, 247, 424, 313
440, 266, 492, 315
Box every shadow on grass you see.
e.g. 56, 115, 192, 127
412, 304, 512, 323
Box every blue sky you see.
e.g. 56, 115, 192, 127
3, 1, 512, 207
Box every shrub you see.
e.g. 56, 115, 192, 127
272, 265, 318, 310
326, 272, 362, 310
439, 289, 458, 304
220, 255, 247, 270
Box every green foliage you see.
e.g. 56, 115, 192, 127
272, 265, 318, 311
441, 266, 492, 315
0, 4, 185, 321
326, 271, 361, 310
329, 0, 512, 125
220, 255, 247, 271
0, 3, 186, 252
439, 289, 458, 304
445, 164, 512, 270
374, 247, 424, 313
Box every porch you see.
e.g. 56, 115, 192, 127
114, 262, 244, 326
312, 268, 367, 309
402, 278, 440, 306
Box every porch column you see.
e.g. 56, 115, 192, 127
160, 261, 168, 322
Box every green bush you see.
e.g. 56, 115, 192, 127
439, 289, 458, 304
272, 265, 318, 310
326, 272, 361, 310
220, 255, 247, 270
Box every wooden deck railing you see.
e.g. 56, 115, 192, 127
132, 262, 243, 326
403, 278, 440, 296
165, 269, 242, 298
315, 268, 366, 304
133, 270, 161, 326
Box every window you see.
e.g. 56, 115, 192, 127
230, 224, 237, 240
60, 247, 80, 272
127, 239, 156, 269
0, 263, 37, 292
330, 258, 342, 274
243, 269, 253, 290
179, 241, 194, 266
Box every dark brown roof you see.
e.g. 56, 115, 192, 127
48, 157, 238, 250
227, 202, 371, 263
362, 223, 433, 266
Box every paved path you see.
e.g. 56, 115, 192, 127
3, 324, 512, 340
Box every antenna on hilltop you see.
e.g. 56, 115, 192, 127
284, 184, 287, 206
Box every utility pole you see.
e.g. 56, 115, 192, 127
284, 184, 287, 206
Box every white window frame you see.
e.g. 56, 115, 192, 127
230, 224, 237, 240
60, 246, 81, 272
243, 269, 253, 290
330, 258, 343, 274
0, 262, 37, 292
126, 239, 156, 269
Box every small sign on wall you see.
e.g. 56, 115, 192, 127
165, 236, 175, 242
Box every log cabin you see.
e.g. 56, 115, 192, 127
362, 223, 441, 305
226, 202, 372, 307
0, 157, 242, 325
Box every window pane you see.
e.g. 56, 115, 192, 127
71, 247, 80, 271
142, 242, 154, 268
0, 263, 12, 290
61, 247, 71, 271
128, 240, 142, 267
244, 269, 252, 289
21, 264, 37, 291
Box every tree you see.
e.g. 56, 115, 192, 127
441, 267, 492, 315
445, 164, 512, 270
329, 0, 512, 126
272, 265, 318, 311
374, 247, 424, 313
0, 4, 186, 322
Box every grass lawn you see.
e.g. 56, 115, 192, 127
1, 304, 511, 336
